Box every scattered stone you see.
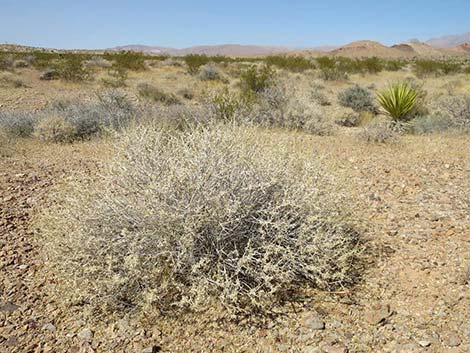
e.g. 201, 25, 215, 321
304, 346, 320, 353
364, 304, 392, 325
42, 323, 56, 332
77, 328, 93, 342
323, 344, 348, 353
442, 333, 461, 347
141, 345, 161, 353
418, 340, 431, 347
302, 312, 325, 331
5, 336, 19, 347
0, 302, 19, 313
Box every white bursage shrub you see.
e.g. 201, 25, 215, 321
39, 124, 359, 314
429, 94, 470, 131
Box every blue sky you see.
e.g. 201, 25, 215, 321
1, 0, 469, 49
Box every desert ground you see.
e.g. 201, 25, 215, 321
0, 51, 469, 353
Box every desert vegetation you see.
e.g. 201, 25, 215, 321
1, 47, 469, 353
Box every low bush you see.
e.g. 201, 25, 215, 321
34, 115, 76, 143
0, 53, 15, 71
316, 57, 348, 81
199, 64, 223, 81
102, 66, 128, 87
55, 55, 91, 82
137, 82, 181, 105
184, 54, 210, 75
43, 90, 136, 140
38, 124, 360, 314
358, 118, 398, 143
338, 85, 376, 113
178, 88, 194, 100
240, 65, 275, 94
409, 115, 453, 134
334, 108, 361, 127
106, 51, 146, 71
429, 94, 470, 131
207, 87, 248, 121
413, 60, 462, 77
0, 111, 36, 137
265, 55, 315, 72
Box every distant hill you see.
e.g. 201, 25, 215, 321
107, 44, 296, 57
426, 33, 470, 48
329, 40, 410, 58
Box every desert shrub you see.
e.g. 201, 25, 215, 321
32, 52, 61, 69
409, 115, 453, 134
358, 118, 398, 143
38, 124, 360, 314
464, 66, 470, 74
0, 72, 27, 88
14, 59, 29, 68
383, 59, 407, 71
338, 85, 376, 113
0, 53, 15, 71
310, 89, 331, 106
207, 87, 248, 121
240, 65, 275, 94
106, 51, 146, 71
35, 115, 76, 143
334, 108, 361, 127
413, 60, 462, 77
137, 82, 181, 105
356, 57, 383, 74
429, 95, 470, 131
184, 54, 210, 74
102, 66, 128, 87
40, 69, 60, 81
143, 104, 214, 130
265, 55, 315, 72
0, 111, 36, 137
46, 90, 136, 140
250, 84, 334, 135
55, 55, 91, 82
316, 57, 348, 81
178, 88, 194, 100
199, 64, 223, 81
377, 82, 420, 122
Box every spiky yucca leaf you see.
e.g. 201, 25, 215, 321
377, 83, 420, 121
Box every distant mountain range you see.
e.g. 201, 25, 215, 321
2, 33, 469, 58
425, 33, 470, 48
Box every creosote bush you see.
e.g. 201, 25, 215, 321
240, 65, 276, 94
38, 124, 360, 314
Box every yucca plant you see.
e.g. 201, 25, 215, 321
377, 83, 420, 121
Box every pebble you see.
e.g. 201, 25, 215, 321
443, 333, 461, 347
323, 344, 348, 353
302, 312, 326, 331
418, 340, 431, 347
77, 328, 93, 342
42, 323, 56, 332
364, 304, 392, 325
0, 302, 19, 313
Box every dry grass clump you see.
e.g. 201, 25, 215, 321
333, 107, 361, 127
34, 115, 76, 143
0, 111, 36, 137
358, 117, 398, 143
199, 64, 224, 81
38, 124, 360, 314
249, 82, 335, 135
137, 82, 181, 105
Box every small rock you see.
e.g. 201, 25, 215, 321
0, 302, 19, 313
443, 333, 461, 347
77, 328, 93, 342
323, 344, 348, 353
364, 304, 392, 325
304, 346, 320, 353
302, 312, 325, 330
42, 323, 56, 332
5, 336, 18, 347
418, 340, 431, 347
141, 346, 161, 353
